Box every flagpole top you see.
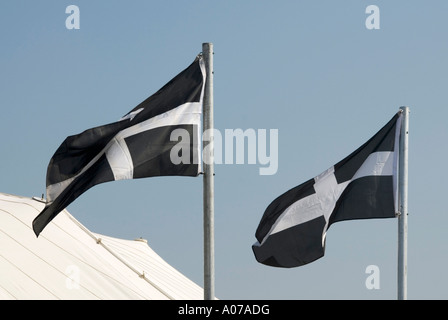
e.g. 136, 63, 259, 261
202, 43, 214, 54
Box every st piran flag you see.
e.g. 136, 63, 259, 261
252, 111, 403, 268
33, 56, 206, 237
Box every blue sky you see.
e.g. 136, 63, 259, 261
1, 1, 447, 299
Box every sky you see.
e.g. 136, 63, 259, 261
1, 1, 447, 300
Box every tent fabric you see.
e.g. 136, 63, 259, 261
0, 192, 204, 300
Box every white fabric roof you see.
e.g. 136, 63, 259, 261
0, 192, 204, 300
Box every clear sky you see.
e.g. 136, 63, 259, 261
1, 1, 447, 300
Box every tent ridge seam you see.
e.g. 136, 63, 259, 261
64, 212, 175, 300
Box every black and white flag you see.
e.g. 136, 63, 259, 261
33, 56, 206, 237
252, 111, 403, 268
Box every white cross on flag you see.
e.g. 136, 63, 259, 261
252, 111, 403, 268
33, 56, 205, 237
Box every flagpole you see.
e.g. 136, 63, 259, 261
202, 42, 215, 300
398, 106, 409, 300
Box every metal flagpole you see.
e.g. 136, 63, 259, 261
202, 42, 215, 300
398, 106, 409, 300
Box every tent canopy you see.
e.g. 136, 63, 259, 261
0, 192, 204, 300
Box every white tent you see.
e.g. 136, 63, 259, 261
0, 192, 204, 300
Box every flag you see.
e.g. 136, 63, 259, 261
33, 55, 206, 237
252, 111, 403, 268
